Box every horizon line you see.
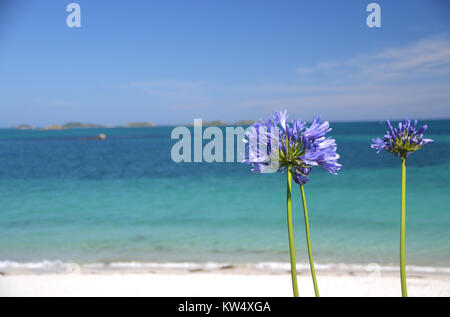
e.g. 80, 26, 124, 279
2, 117, 450, 129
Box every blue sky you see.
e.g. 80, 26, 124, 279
0, 0, 449, 126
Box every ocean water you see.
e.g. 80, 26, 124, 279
0, 121, 449, 271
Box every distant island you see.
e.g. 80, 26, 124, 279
13, 121, 157, 130
203, 120, 227, 126
12, 120, 256, 130
186, 120, 255, 126
14, 124, 33, 130
41, 124, 65, 130
122, 122, 156, 128
39, 123, 107, 130
61, 122, 107, 129
233, 120, 255, 125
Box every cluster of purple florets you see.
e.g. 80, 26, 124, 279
243, 110, 341, 184
371, 118, 434, 158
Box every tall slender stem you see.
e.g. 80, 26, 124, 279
300, 185, 320, 297
286, 166, 299, 297
400, 157, 408, 297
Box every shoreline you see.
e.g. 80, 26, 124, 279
1, 261, 449, 296
1, 260, 450, 276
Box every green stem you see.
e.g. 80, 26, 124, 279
400, 157, 408, 297
286, 166, 299, 297
300, 185, 320, 297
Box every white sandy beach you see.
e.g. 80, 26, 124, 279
1, 269, 449, 297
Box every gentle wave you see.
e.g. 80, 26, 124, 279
249, 262, 450, 274
1, 260, 450, 274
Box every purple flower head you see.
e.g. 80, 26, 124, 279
274, 110, 288, 132
243, 110, 342, 184
303, 116, 331, 140
371, 117, 434, 158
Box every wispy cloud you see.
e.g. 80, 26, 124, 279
375, 37, 450, 71
236, 37, 450, 120
234, 83, 450, 121
297, 36, 450, 81
123, 36, 450, 121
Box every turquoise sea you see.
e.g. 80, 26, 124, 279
0, 121, 449, 271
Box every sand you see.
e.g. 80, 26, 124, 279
1, 270, 449, 297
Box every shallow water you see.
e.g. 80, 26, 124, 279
0, 120, 449, 269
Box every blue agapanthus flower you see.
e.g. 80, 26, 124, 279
371, 118, 434, 158
243, 110, 341, 184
